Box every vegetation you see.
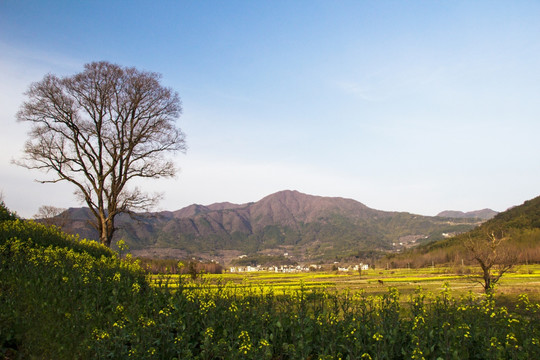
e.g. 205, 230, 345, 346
137, 257, 224, 275
1, 201, 539, 359
464, 229, 517, 293
0, 201, 18, 222
150, 266, 540, 303
385, 195, 540, 270
230, 254, 297, 267
15, 61, 186, 247
0, 214, 147, 358
55, 191, 480, 261
33, 205, 68, 228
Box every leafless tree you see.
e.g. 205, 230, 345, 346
463, 229, 517, 294
16, 61, 186, 247
34, 205, 68, 228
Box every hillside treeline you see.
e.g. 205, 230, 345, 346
137, 257, 223, 275
385, 196, 540, 268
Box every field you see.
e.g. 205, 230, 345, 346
2, 218, 540, 359
151, 265, 540, 303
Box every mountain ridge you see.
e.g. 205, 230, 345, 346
387, 194, 540, 268
436, 209, 498, 220
57, 190, 483, 264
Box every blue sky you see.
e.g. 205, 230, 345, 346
1, 1, 540, 218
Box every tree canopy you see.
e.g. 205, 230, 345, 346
16, 61, 186, 246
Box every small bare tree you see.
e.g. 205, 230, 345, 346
34, 205, 68, 228
463, 229, 517, 294
16, 61, 186, 247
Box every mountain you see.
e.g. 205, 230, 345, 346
388, 195, 540, 267
481, 195, 540, 229
58, 190, 482, 264
440, 195, 540, 241
436, 209, 498, 220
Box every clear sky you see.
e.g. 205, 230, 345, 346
1, 1, 539, 218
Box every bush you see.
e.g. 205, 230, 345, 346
0, 210, 148, 358
0, 201, 18, 222
0, 219, 114, 259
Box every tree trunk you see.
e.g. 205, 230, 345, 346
98, 214, 116, 248
483, 272, 492, 293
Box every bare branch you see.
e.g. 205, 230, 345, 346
463, 228, 517, 293
34, 205, 68, 228
15, 61, 185, 247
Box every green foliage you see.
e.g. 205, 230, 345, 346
0, 201, 18, 222
387, 195, 540, 268
0, 224, 147, 358
136, 258, 223, 275
490, 195, 540, 229
1, 201, 539, 359
0, 219, 114, 259
231, 254, 297, 267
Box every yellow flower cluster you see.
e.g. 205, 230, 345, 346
238, 330, 252, 355
204, 327, 214, 339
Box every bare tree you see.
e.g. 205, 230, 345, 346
16, 61, 186, 247
463, 229, 517, 294
34, 205, 68, 228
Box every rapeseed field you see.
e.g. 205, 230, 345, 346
1, 217, 539, 359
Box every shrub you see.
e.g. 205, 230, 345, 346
0, 219, 114, 259
0, 209, 148, 358
0, 201, 18, 222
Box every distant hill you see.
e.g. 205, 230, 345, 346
436, 209, 498, 220
446, 195, 540, 241
388, 195, 540, 268
58, 190, 482, 264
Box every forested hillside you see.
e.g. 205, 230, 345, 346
55, 190, 481, 263
386, 195, 540, 268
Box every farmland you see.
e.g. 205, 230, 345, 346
151, 265, 540, 303
2, 212, 540, 359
